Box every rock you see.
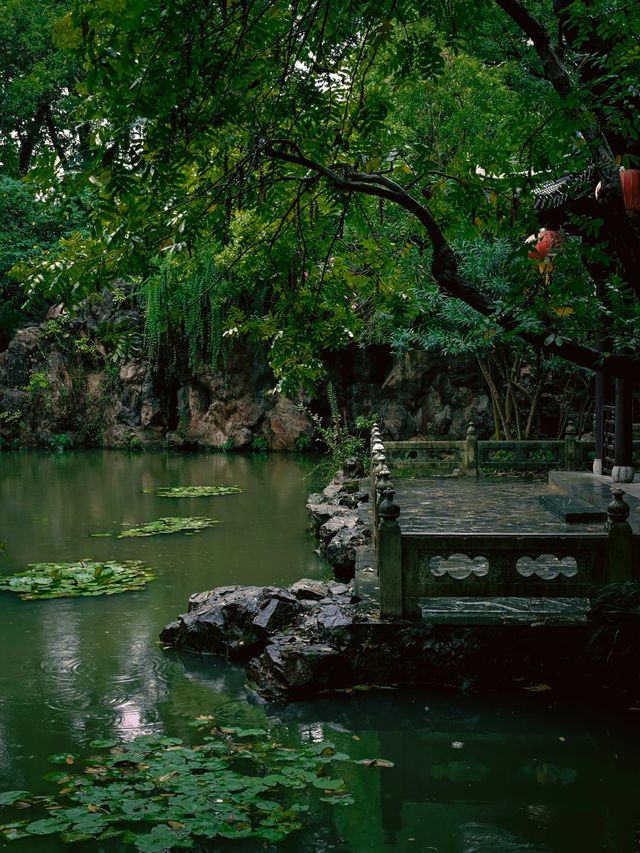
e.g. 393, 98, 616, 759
326, 525, 371, 575
252, 591, 302, 636
306, 503, 352, 535
247, 637, 352, 699
289, 579, 331, 601
263, 396, 311, 450
304, 601, 356, 637
318, 515, 352, 544
322, 484, 343, 502
343, 457, 364, 478
328, 580, 356, 601
160, 585, 298, 658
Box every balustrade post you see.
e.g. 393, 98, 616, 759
370, 424, 381, 454
370, 450, 382, 503
373, 466, 391, 559
465, 422, 478, 478
606, 487, 633, 581
378, 488, 404, 618
564, 422, 577, 471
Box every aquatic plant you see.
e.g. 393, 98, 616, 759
147, 486, 243, 498
0, 721, 364, 849
117, 517, 219, 538
0, 560, 155, 600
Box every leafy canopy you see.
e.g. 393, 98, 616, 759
18, 0, 640, 384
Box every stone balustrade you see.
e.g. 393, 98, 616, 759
370, 425, 637, 619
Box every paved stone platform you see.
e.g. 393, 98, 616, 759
357, 472, 638, 626
392, 476, 607, 535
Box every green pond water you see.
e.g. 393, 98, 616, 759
0, 451, 639, 852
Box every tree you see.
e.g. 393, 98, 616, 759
0, 0, 90, 347
0, 0, 82, 177
18, 0, 640, 388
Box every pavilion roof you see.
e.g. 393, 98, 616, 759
532, 165, 597, 211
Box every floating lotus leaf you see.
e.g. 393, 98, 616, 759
0, 560, 155, 600
117, 517, 219, 538
0, 723, 362, 849
145, 485, 244, 498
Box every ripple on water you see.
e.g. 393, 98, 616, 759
110, 654, 173, 686
39, 656, 87, 676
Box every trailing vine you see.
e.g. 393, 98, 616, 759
144, 248, 231, 371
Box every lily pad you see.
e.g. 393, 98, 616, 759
0, 721, 364, 849
147, 485, 244, 498
117, 517, 219, 538
0, 792, 31, 806
0, 560, 155, 600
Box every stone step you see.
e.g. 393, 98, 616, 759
420, 596, 590, 625
538, 493, 606, 523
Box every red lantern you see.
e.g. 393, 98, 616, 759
620, 169, 640, 211
527, 229, 560, 260
595, 169, 640, 211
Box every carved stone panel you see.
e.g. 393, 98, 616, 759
422, 554, 490, 581
516, 555, 579, 581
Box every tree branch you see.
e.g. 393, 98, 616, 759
264, 141, 640, 379
494, 0, 640, 299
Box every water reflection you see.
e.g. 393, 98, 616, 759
277, 690, 640, 852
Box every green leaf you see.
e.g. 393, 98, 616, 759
311, 777, 345, 790
133, 825, 193, 851
0, 791, 31, 806
26, 816, 72, 834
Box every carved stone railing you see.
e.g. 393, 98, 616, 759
382, 425, 640, 478
383, 423, 587, 476
370, 425, 636, 618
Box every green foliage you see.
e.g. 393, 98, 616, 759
115, 516, 219, 538
0, 559, 155, 600
0, 0, 80, 177
9, 0, 640, 389
488, 449, 517, 462
0, 411, 23, 428
251, 436, 268, 453
145, 485, 243, 498
48, 432, 74, 452
24, 371, 49, 394
294, 434, 312, 453
310, 413, 367, 480
95, 321, 143, 364
0, 723, 365, 848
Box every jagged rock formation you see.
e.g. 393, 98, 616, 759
0, 293, 491, 450
306, 480, 371, 579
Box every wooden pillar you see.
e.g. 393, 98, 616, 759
612, 378, 634, 483
606, 487, 633, 581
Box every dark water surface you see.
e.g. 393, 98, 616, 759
0, 451, 638, 852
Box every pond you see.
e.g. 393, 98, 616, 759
0, 451, 638, 852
